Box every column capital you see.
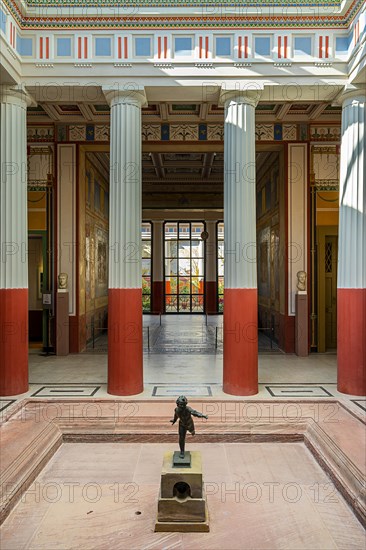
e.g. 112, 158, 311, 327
102, 86, 147, 108
219, 85, 263, 108
332, 84, 366, 108
0, 85, 36, 108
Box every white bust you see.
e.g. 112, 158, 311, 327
296, 270, 307, 292
58, 272, 68, 290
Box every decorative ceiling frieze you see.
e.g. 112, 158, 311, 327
2, 0, 363, 28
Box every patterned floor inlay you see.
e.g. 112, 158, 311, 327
265, 385, 333, 398
31, 385, 101, 397
351, 399, 366, 412
0, 399, 17, 412
152, 385, 212, 397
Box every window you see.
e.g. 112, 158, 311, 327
174, 37, 193, 57
17, 37, 33, 56
164, 222, 205, 313
95, 37, 112, 57
142, 222, 152, 312
254, 36, 271, 57
293, 36, 312, 56
215, 36, 231, 57
335, 35, 351, 55
135, 37, 152, 57
56, 37, 72, 57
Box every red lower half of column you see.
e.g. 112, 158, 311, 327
108, 288, 143, 396
337, 288, 366, 396
152, 281, 164, 314
223, 288, 258, 395
205, 281, 217, 314
0, 289, 29, 396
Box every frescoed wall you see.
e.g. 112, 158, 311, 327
256, 151, 282, 344
84, 153, 109, 345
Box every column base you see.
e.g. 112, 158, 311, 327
205, 281, 217, 315
0, 289, 29, 396
337, 288, 366, 396
223, 288, 258, 395
152, 281, 164, 314
108, 288, 143, 396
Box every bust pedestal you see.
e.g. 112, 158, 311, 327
295, 292, 308, 357
56, 290, 69, 356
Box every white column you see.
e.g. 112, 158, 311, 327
337, 89, 366, 395
221, 89, 261, 396
103, 87, 147, 396
0, 86, 33, 395
152, 220, 164, 313
205, 220, 217, 313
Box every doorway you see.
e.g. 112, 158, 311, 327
317, 227, 338, 351
28, 234, 47, 347
164, 221, 205, 313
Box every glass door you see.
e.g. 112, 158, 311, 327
164, 221, 205, 313
142, 222, 152, 312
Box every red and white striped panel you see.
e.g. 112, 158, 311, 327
199, 36, 209, 59
318, 35, 330, 58
354, 21, 360, 45
77, 36, 89, 59
39, 37, 50, 59
9, 21, 16, 48
277, 36, 288, 59
157, 36, 168, 59
117, 36, 129, 59
237, 36, 249, 59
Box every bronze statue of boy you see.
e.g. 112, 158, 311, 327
170, 395, 208, 458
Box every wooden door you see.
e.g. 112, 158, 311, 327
324, 236, 338, 349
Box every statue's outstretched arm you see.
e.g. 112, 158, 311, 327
188, 407, 208, 419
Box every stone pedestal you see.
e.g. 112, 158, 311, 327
295, 292, 308, 357
56, 291, 69, 356
155, 451, 209, 532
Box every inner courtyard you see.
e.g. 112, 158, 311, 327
0, 0, 365, 547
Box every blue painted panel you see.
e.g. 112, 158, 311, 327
335, 35, 352, 54
199, 124, 207, 140
216, 37, 231, 56
95, 37, 111, 56
135, 37, 151, 56
57, 37, 72, 56
255, 37, 271, 56
17, 37, 33, 56
175, 37, 192, 57
0, 8, 6, 35
294, 37, 312, 56
161, 124, 170, 141
86, 125, 95, 141
274, 124, 282, 140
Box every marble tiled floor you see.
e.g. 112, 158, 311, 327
1, 442, 365, 549
1, 315, 364, 418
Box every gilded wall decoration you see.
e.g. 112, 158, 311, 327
170, 125, 198, 141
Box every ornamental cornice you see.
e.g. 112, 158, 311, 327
2, 0, 364, 28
